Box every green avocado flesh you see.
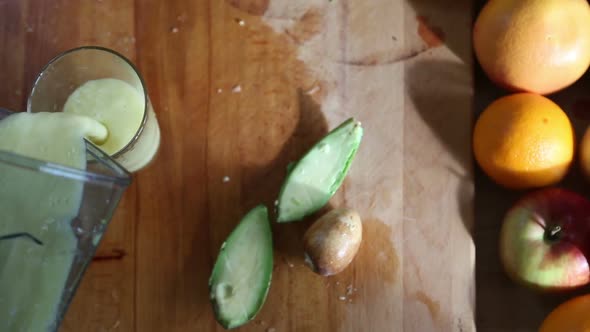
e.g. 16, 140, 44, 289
277, 118, 363, 223
209, 205, 273, 329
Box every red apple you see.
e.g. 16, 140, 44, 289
499, 188, 590, 291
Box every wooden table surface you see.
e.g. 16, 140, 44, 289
0, 0, 477, 331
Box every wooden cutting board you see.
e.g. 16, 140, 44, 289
0, 0, 475, 331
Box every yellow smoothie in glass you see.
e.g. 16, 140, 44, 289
0, 112, 107, 331
63, 78, 160, 172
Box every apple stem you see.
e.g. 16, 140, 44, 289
545, 225, 562, 242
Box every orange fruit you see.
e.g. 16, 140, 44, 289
539, 294, 590, 332
473, 0, 590, 95
473, 93, 574, 189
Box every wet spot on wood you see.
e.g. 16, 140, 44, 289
326, 218, 398, 331
92, 248, 127, 262
338, 48, 426, 67
355, 219, 398, 284
416, 15, 445, 48
285, 8, 324, 44
414, 290, 440, 320
227, 0, 270, 16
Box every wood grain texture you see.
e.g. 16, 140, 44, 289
0, 0, 475, 331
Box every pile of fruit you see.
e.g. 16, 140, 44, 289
473, 0, 590, 329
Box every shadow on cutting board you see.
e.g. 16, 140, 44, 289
407, 0, 472, 64
406, 59, 473, 237
405, 0, 475, 238
241, 89, 331, 263
200, 88, 330, 317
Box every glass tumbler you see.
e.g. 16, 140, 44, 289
27, 46, 161, 173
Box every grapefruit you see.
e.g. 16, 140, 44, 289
473, 0, 590, 95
